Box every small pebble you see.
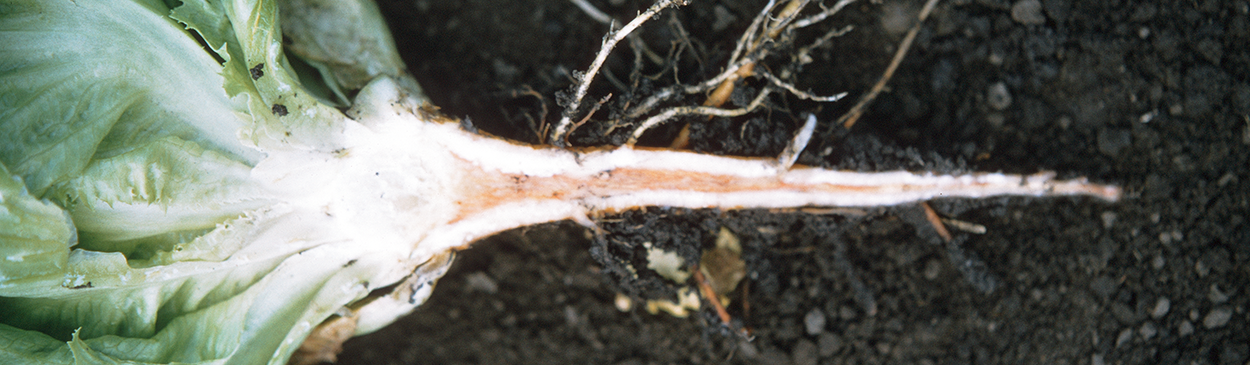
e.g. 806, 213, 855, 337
760, 349, 792, 365
1203, 307, 1233, 329
839, 306, 857, 320
1111, 302, 1139, 324
1101, 211, 1117, 229
1097, 128, 1132, 156
876, 342, 892, 355
1151, 256, 1165, 270
1208, 284, 1231, 304
1091, 353, 1106, 365
986, 113, 1005, 128
614, 293, 633, 312
1115, 328, 1133, 347
804, 309, 827, 336
1219, 343, 1248, 364
923, 259, 942, 280
1150, 297, 1170, 319
817, 332, 842, 357
564, 306, 579, 326
988, 53, 1004, 66
1178, 320, 1194, 336
1139, 322, 1157, 340
1217, 172, 1237, 187
880, 1, 915, 35
1011, 0, 1047, 25
1244, 121, 1250, 145
987, 82, 1013, 111
711, 5, 737, 32
737, 341, 760, 359
1090, 276, 1118, 298
464, 271, 498, 294
1057, 115, 1072, 129
792, 340, 818, 365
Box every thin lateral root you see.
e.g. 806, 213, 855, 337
694, 266, 751, 338
552, 0, 690, 146
568, 0, 613, 24
759, 71, 848, 102
777, 113, 819, 169
836, 0, 941, 129
565, 94, 612, 142
942, 218, 987, 234
628, 89, 771, 145
921, 201, 954, 242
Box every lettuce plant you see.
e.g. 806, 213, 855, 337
0, 0, 1118, 364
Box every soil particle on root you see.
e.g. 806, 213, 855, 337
339, 0, 1248, 364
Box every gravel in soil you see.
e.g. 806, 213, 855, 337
339, 0, 1248, 364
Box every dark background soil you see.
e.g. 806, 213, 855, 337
339, 0, 1247, 364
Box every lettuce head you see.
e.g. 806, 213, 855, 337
0, 0, 455, 363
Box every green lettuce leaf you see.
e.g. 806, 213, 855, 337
0, 0, 436, 364
0, 163, 75, 289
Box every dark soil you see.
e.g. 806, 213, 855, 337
340, 0, 1248, 364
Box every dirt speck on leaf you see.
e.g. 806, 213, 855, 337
250, 63, 265, 80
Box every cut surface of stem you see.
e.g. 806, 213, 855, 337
281, 78, 1120, 342
338, 79, 1120, 260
